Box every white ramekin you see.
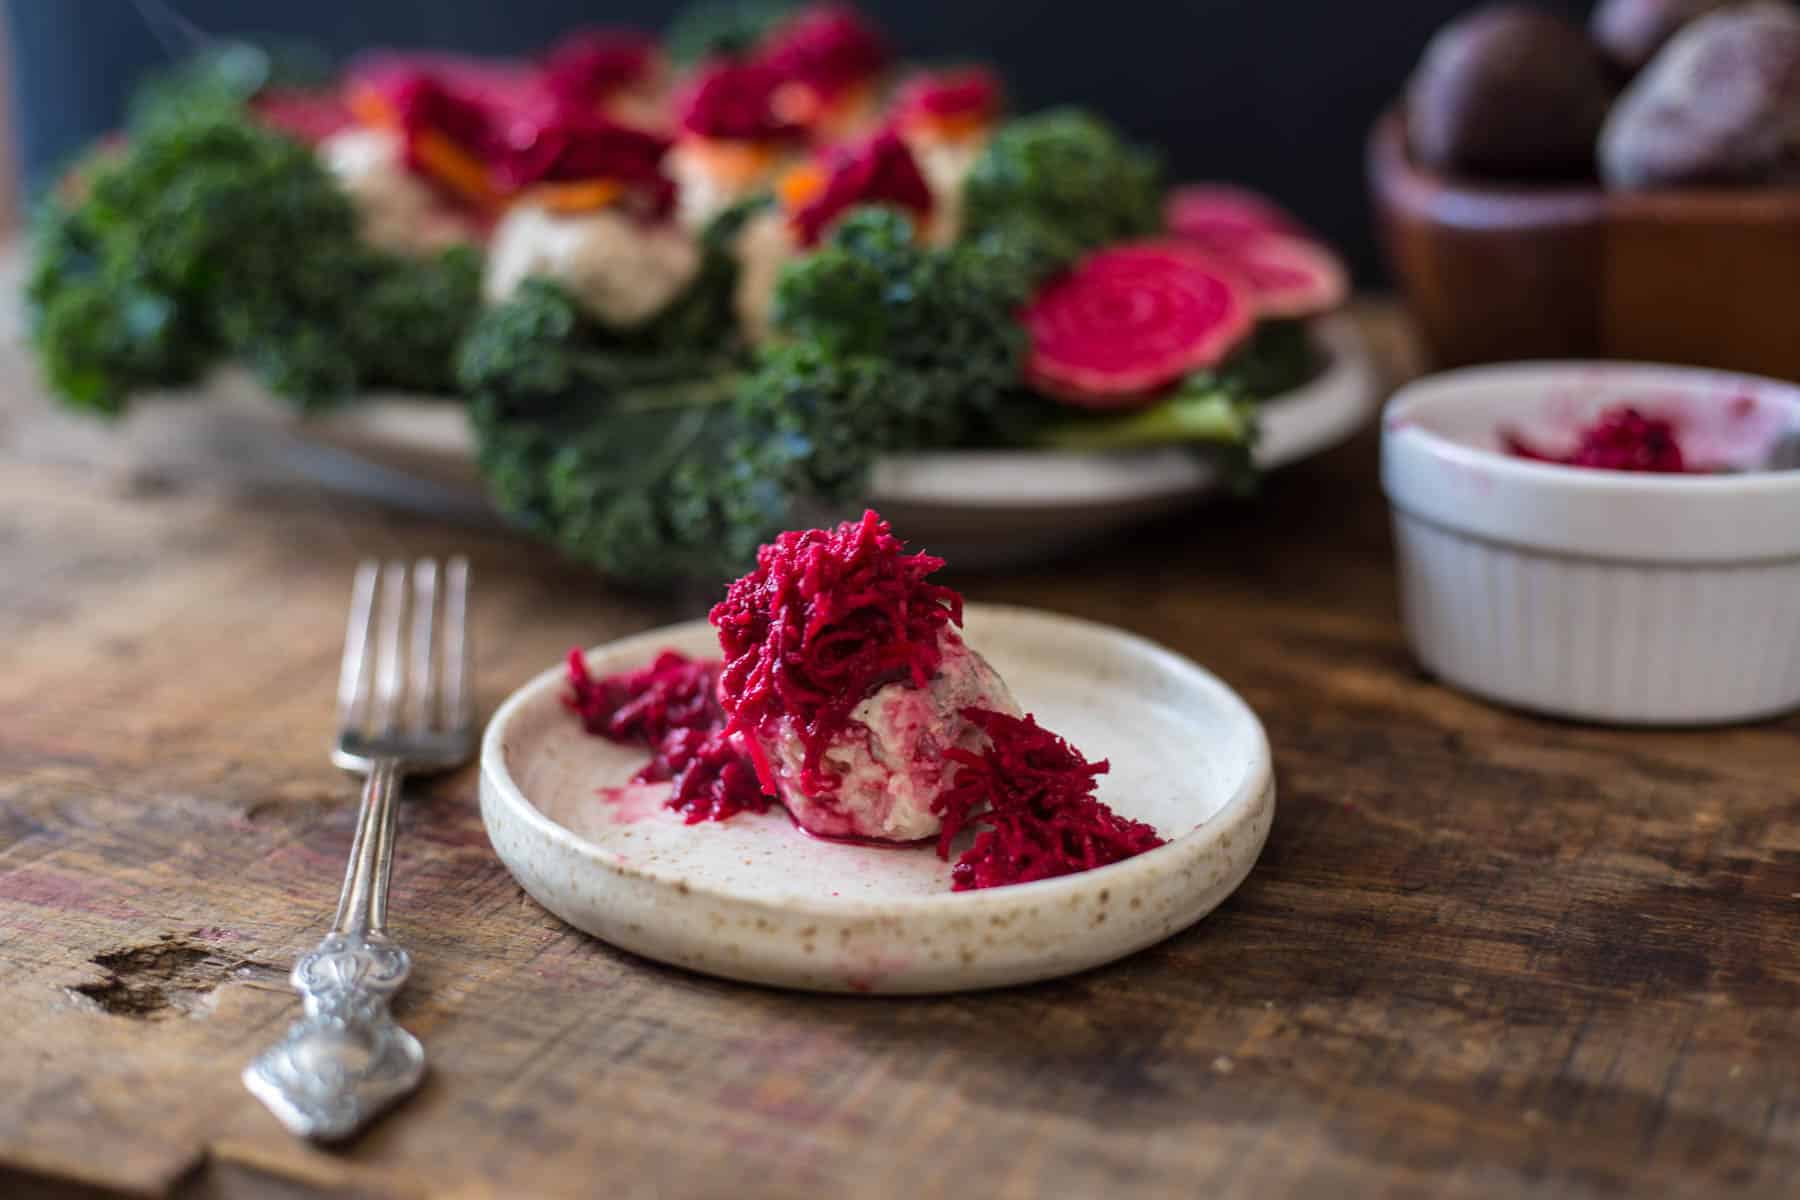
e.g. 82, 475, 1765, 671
1381, 362, 1800, 725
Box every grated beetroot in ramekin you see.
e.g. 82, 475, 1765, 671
1504, 406, 1690, 473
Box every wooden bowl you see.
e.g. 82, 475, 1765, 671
1368, 109, 1800, 381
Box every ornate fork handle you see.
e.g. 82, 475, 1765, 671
244, 759, 426, 1141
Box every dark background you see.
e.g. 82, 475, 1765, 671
3, 0, 1592, 281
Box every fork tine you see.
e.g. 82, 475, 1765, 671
371, 561, 409, 733
442, 556, 471, 729
406, 560, 438, 731
336, 561, 380, 730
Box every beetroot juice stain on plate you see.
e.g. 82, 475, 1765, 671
594, 782, 670, 824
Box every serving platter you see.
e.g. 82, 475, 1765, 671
479, 604, 1275, 993
230, 313, 1378, 564
1, 234, 1378, 563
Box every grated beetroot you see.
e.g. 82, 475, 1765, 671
648, 726, 767, 823
539, 30, 658, 110
756, 4, 890, 103
368, 69, 511, 164
350, 53, 540, 116
932, 709, 1165, 891
892, 66, 1003, 128
564, 649, 769, 823
789, 129, 934, 246
497, 112, 676, 213
710, 510, 962, 799
677, 61, 804, 142
1505, 406, 1690, 473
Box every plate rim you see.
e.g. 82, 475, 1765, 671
479, 602, 1275, 921
184, 312, 1376, 516
865, 311, 1379, 507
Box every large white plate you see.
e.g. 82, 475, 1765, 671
1, 232, 1377, 564
479, 604, 1275, 993
234, 313, 1378, 564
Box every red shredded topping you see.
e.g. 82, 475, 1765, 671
498, 112, 676, 212
790, 129, 933, 246
565, 649, 769, 823
677, 61, 803, 142
933, 709, 1164, 891
380, 72, 500, 152
893, 67, 1003, 126
351, 53, 539, 114
371, 69, 510, 164
540, 30, 658, 110
1504, 406, 1690, 473
757, 4, 890, 102
710, 510, 962, 799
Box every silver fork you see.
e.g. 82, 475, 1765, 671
244, 558, 475, 1142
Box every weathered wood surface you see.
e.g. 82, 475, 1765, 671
2, 313, 1798, 1199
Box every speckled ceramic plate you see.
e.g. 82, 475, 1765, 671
479, 604, 1274, 993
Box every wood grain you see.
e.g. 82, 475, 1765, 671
1, 313, 1797, 1199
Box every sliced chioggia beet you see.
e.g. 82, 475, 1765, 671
1022, 241, 1253, 406
1215, 233, 1350, 320
1164, 185, 1348, 319
1164, 183, 1304, 250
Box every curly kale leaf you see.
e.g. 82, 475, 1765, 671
27, 108, 483, 413
349, 245, 485, 393
735, 341, 935, 502
26, 201, 213, 413
962, 108, 1164, 272
459, 278, 778, 583
459, 208, 1049, 584
770, 207, 1032, 444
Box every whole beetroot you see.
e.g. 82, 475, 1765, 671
1407, 4, 1615, 179
1600, 1, 1800, 187
1591, 0, 1737, 73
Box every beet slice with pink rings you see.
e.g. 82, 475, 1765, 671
1217, 233, 1350, 320
1021, 241, 1254, 406
1165, 185, 1349, 320
1164, 183, 1304, 249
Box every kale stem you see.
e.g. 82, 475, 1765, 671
608, 371, 746, 414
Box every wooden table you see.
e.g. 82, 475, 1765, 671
2, 314, 1797, 1199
